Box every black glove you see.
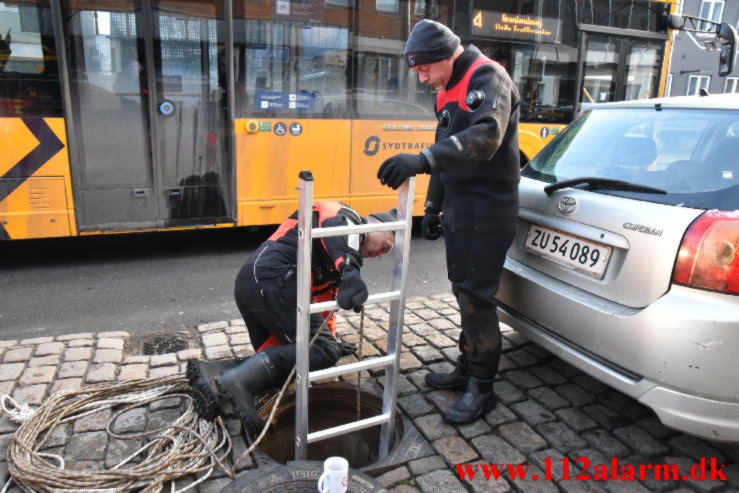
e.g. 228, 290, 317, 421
377, 153, 429, 190
421, 208, 443, 240
338, 341, 357, 356
337, 264, 368, 312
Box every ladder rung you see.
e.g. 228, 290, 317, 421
309, 354, 395, 382
310, 291, 401, 314
312, 220, 405, 238
307, 413, 391, 444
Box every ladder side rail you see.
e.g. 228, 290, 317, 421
379, 178, 415, 457
295, 171, 315, 461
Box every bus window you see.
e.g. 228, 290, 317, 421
0, 0, 62, 116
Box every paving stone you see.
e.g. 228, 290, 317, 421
596, 391, 652, 420
505, 348, 541, 367
668, 434, 726, 464
51, 378, 83, 393
67, 338, 95, 347
376, 466, 412, 487
498, 421, 548, 454
456, 416, 492, 439
407, 455, 446, 476
205, 345, 233, 360
621, 454, 678, 491
484, 402, 518, 428
536, 421, 588, 454
85, 362, 117, 382
18, 365, 56, 385
0, 363, 25, 381
20, 337, 53, 345
527, 386, 570, 411
555, 383, 596, 407
432, 435, 478, 464
149, 353, 177, 367
66, 431, 108, 460
529, 365, 569, 386
149, 366, 179, 378
110, 408, 147, 434
74, 408, 112, 432
504, 370, 544, 390
612, 425, 670, 457
106, 437, 144, 467
510, 399, 556, 427
415, 469, 467, 493
118, 364, 148, 381
28, 354, 61, 367
12, 383, 47, 405
59, 361, 87, 378
581, 429, 632, 457
415, 413, 456, 442
580, 403, 632, 431
471, 434, 525, 464
493, 380, 526, 406
94, 348, 124, 364
35, 342, 65, 356
3, 347, 33, 363
554, 407, 598, 433
424, 389, 457, 415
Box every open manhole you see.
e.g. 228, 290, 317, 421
258, 383, 402, 468
139, 332, 190, 355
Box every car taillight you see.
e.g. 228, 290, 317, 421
673, 210, 739, 295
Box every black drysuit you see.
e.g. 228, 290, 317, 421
420, 45, 521, 380
233, 201, 364, 376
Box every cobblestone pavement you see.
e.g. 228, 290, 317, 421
0, 294, 737, 492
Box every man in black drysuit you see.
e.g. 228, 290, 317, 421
188, 201, 396, 432
377, 19, 520, 424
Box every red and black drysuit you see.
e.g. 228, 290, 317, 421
420, 45, 521, 380
233, 200, 365, 376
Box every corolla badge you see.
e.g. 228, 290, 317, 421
558, 196, 577, 214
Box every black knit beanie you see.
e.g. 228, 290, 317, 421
368, 209, 397, 224
404, 20, 461, 67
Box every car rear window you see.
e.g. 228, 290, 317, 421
524, 107, 739, 210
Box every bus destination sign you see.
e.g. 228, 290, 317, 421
471, 10, 559, 42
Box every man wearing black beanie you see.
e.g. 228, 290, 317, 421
377, 19, 520, 425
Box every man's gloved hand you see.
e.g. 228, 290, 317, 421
337, 264, 368, 312
421, 208, 443, 240
377, 153, 429, 190
338, 341, 357, 356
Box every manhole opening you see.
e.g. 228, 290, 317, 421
258, 383, 404, 469
140, 332, 190, 355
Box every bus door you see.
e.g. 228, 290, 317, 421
577, 28, 665, 110
63, 0, 233, 232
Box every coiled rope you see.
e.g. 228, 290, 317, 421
5, 375, 232, 493
4, 309, 356, 490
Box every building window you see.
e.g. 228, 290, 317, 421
414, 0, 438, 17
376, 0, 398, 13
326, 0, 353, 7
698, 0, 724, 32
665, 73, 673, 96
687, 74, 710, 95
725, 77, 739, 92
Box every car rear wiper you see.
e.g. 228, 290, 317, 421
544, 177, 667, 195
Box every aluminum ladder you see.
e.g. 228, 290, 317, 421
294, 170, 415, 461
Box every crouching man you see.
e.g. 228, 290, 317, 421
188, 201, 396, 432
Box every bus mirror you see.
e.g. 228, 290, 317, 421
718, 23, 737, 76
667, 14, 685, 30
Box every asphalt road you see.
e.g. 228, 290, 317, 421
0, 225, 448, 340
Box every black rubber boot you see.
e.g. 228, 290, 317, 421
443, 377, 496, 424
217, 352, 284, 434
187, 358, 243, 421
425, 355, 468, 390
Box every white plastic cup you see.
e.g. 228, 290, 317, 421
317, 456, 349, 493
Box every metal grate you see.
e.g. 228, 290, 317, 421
141, 332, 189, 355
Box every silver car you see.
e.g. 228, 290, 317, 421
496, 94, 739, 443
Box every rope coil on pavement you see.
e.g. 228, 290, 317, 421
5, 375, 232, 493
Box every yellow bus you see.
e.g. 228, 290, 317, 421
0, 0, 678, 240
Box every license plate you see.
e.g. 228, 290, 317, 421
524, 224, 612, 279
